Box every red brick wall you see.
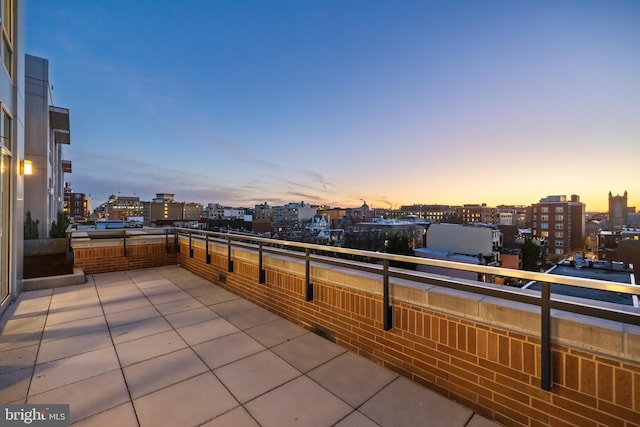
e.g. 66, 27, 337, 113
178, 241, 640, 427
74, 242, 177, 274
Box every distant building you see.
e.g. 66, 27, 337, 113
253, 203, 272, 222
459, 203, 496, 224
143, 193, 202, 226
608, 191, 628, 230
345, 218, 428, 251
64, 183, 87, 220
24, 54, 72, 237
95, 195, 143, 220
414, 223, 503, 284
500, 248, 523, 270
252, 203, 273, 233
531, 195, 585, 260
414, 249, 485, 281
273, 202, 317, 230
425, 222, 502, 265
317, 206, 348, 229
523, 259, 637, 306
496, 205, 527, 227
422, 204, 458, 223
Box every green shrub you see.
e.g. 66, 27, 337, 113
24, 210, 39, 240
50, 210, 70, 238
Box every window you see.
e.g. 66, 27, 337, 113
541, 215, 548, 221
555, 206, 564, 213
533, 214, 537, 221
555, 241, 564, 247
541, 222, 548, 229
555, 215, 564, 221
541, 207, 549, 213
555, 248, 564, 255
0, 108, 9, 151
1, 0, 12, 78
541, 231, 549, 237
2, 36, 9, 74
555, 223, 563, 229
555, 231, 563, 238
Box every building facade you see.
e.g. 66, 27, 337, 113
64, 183, 87, 220
272, 202, 317, 229
24, 54, 71, 238
94, 195, 143, 220
531, 195, 585, 259
143, 193, 203, 226
1, 0, 24, 311
608, 190, 628, 230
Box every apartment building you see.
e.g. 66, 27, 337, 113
531, 195, 585, 259
94, 195, 143, 220
64, 183, 87, 220
273, 202, 317, 229
143, 193, 202, 226
24, 54, 71, 238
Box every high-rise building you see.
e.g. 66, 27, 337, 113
531, 195, 585, 259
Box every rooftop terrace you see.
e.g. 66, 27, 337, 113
0, 265, 497, 426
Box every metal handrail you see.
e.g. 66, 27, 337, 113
175, 228, 639, 296
174, 227, 640, 392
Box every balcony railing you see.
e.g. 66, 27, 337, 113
70, 226, 640, 393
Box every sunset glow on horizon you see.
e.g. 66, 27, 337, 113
26, 1, 639, 213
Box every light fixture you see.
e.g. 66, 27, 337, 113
22, 159, 33, 176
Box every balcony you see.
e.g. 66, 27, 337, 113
2, 228, 639, 426
61, 159, 72, 174
49, 106, 70, 145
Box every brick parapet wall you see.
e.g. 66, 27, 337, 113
178, 237, 640, 427
72, 238, 177, 274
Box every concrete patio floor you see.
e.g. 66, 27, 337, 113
0, 265, 500, 426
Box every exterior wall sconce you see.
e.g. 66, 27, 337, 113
22, 159, 33, 175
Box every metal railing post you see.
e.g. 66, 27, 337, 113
227, 235, 234, 272
205, 234, 211, 264
258, 242, 266, 284
175, 230, 180, 253
541, 281, 552, 391
383, 259, 393, 331
305, 248, 314, 301
122, 230, 127, 257
189, 230, 194, 258
165, 229, 169, 253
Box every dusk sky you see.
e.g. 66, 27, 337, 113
26, 1, 639, 212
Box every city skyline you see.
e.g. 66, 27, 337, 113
26, 1, 640, 211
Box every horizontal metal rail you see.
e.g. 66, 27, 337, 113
175, 228, 640, 298
69, 228, 178, 257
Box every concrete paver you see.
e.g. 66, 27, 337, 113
0, 265, 501, 426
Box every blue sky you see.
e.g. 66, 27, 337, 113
26, 1, 640, 211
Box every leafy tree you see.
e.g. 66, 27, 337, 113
385, 233, 416, 270
50, 210, 70, 238
521, 236, 542, 271
24, 210, 39, 240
